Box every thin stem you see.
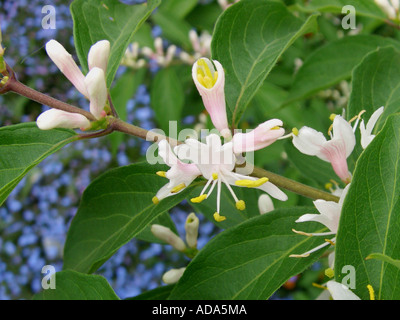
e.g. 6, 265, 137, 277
5, 74, 96, 121
251, 166, 340, 202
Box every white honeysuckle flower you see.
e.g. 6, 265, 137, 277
258, 194, 274, 215
360, 107, 384, 149
162, 267, 186, 284
152, 139, 201, 205
36, 109, 91, 130
122, 42, 147, 69
290, 184, 350, 258
192, 58, 230, 139
375, 0, 399, 20
292, 115, 356, 183
326, 281, 361, 300
185, 212, 199, 249
38, 39, 110, 130
232, 119, 285, 153
173, 134, 287, 222
84, 67, 108, 120
150, 224, 187, 252
88, 40, 110, 73
141, 37, 176, 67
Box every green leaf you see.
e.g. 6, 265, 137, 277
63, 162, 200, 274
71, 0, 160, 86
0, 123, 77, 206
286, 35, 400, 105
33, 270, 119, 300
127, 285, 175, 300
293, 0, 386, 20
335, 114, 400, 300
348, 46, 400, 130
212, 0, 319, 125
169, 207, 329, 300
366, 253, 400, 270
151, 67, 185, 133
159, 0, 198, 19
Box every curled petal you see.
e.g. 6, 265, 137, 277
84, 67, 107, 119
88, 40, 110, 73
331, 116, 355, 158
232, 119, 284, 153
36, 109, 90, 130
292, 127, 327, 159
45, 40, 88, 97
326, 281, 360, 300
360, 106, 384, 149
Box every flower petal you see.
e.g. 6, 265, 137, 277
88, 40, 110, 73
292, 126, 327, 159
36, 109, 90, 130
45, 40, 88, 97
84, 67, 107, 119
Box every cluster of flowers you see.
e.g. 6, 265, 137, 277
375, 0, 400, 20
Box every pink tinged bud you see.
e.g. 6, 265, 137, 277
88, 40, 110, 73
36, 109, 90, 130
151, 224, 186, 252
45, 40, 88, 97
84, 67, 107, 120
192, 58, 230, 138
232, 119, 284, 153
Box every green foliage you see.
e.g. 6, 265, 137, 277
169, 207, 328, 300
335, 114, 400, 300
0, 123, 77, 206
33, 270, 119, 300
70, 0, 161, 86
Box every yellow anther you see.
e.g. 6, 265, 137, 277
190, 194, 207, 203
212, 173, 218, 180
325, 183, 333, 190
152, 196, 159, 205
271, 126, 281, 130
324, 268, 334, 279
235, 177, 269, 188
367, 285, 375, 300
325, 239, 336, 246
292, 127, 299, 136
329, 113, 337, 121
171, 183, 186, 194
197, 58, 217, 88
156, 171, 167, 178
235, 200, 246, 211
213, 212, 226, 222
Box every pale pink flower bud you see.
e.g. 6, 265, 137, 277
192, 58, 230, 138
84, 67, 107, 119
258, 194, 274, 215
36, 109, 90, 130
88, 40, 110, 73
45, 40, 88, 97
232, 119, 284, 153
151, 224, 186, 252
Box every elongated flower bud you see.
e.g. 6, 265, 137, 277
192, 58, 230, 138
162, 268, 186, 284
151, 224, 186, 252
185, 213, 199, 249
84, 67, 107, 119
36, 109, 91, 130
258, 194, 274, 214
88, 40, 110, 73
45, 40, 88, 97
